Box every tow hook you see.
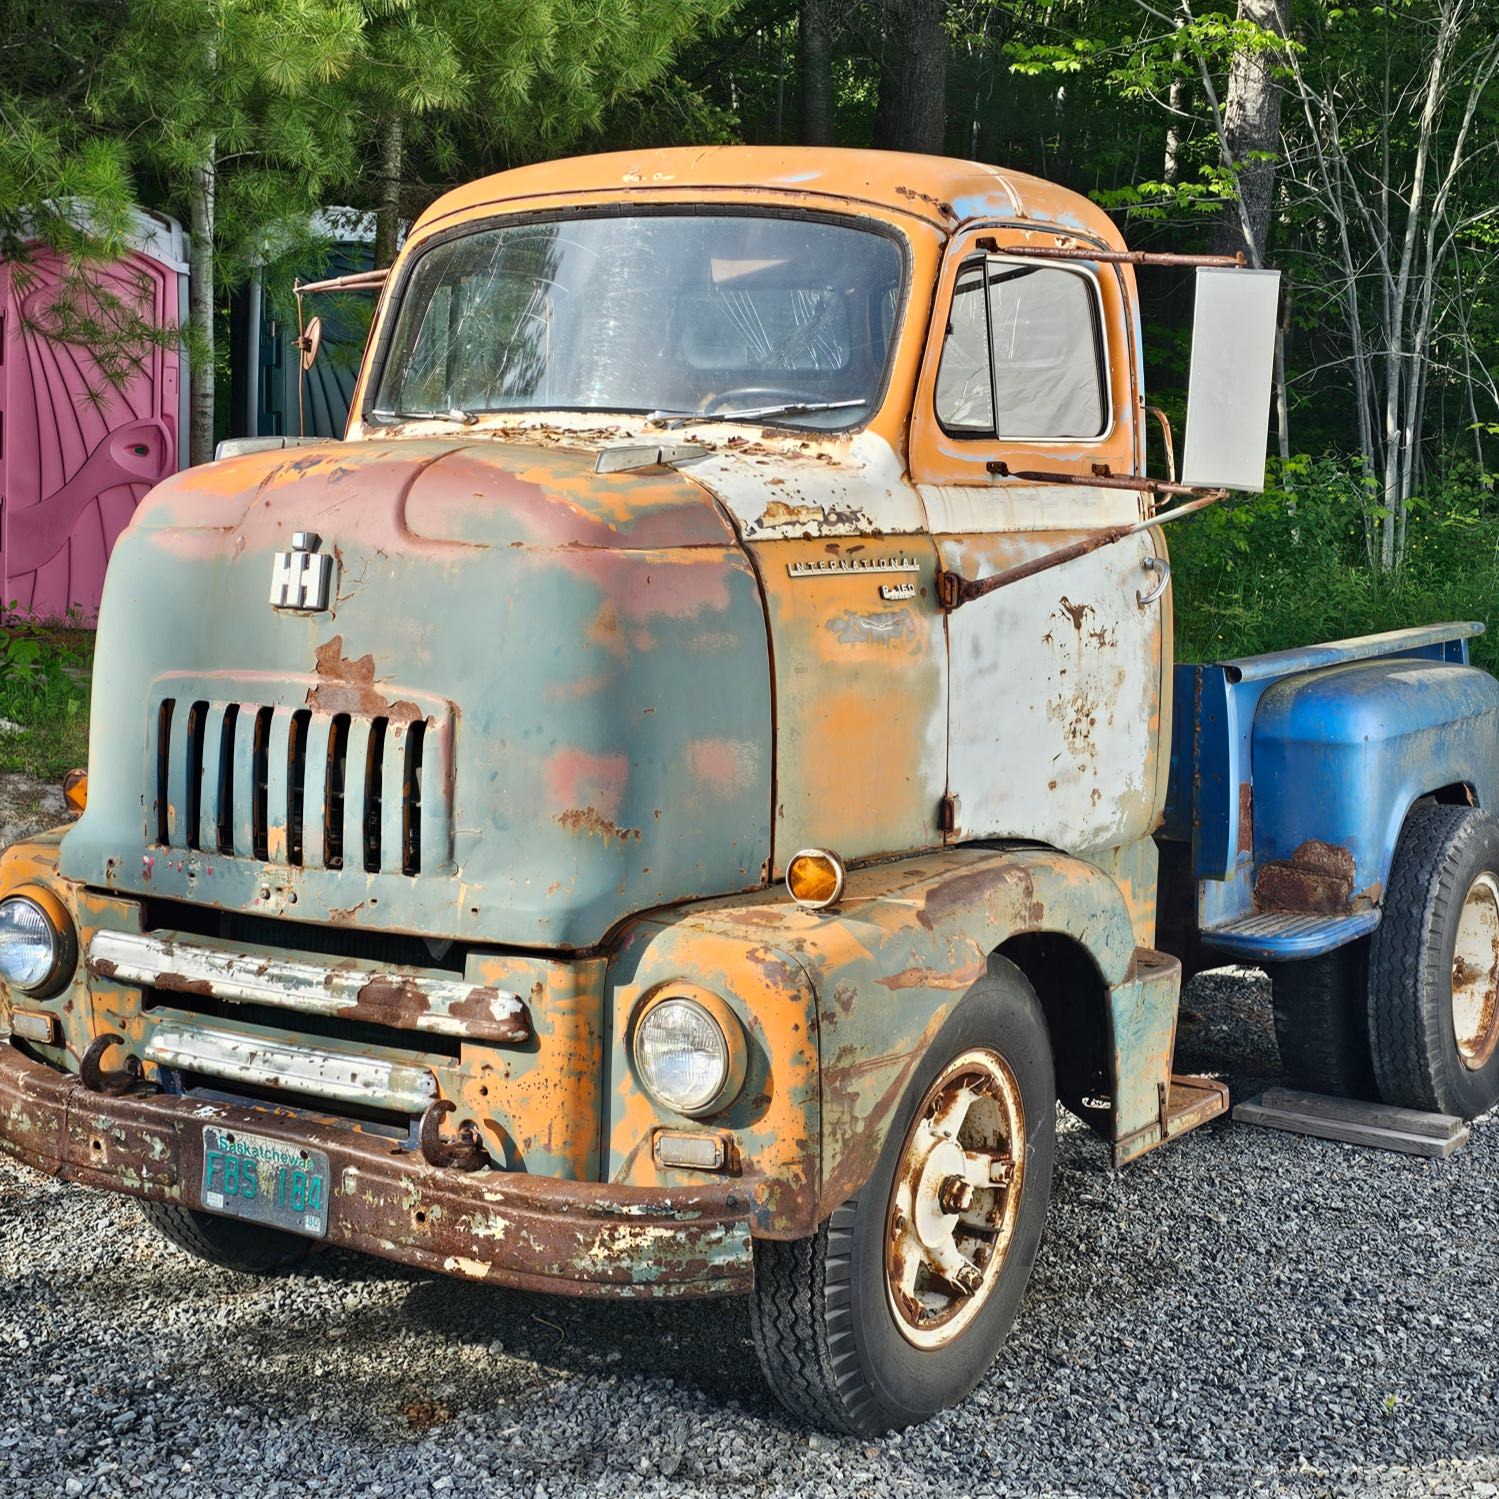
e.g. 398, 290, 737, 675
79, 1034, 145, 1095
418, 1100, 486, 1171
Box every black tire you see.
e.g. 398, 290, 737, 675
139, 1199, 315, 1274
1269, 942, 1378, 1099
749, 960, 1055, 1435
1368, 804, 1499, 1119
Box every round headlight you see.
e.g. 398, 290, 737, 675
632, 990, 746, 1117
0, 891, 70, 995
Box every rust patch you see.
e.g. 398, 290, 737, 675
555, 807, 641, 844
875, 958, 988, 993
1237, 782, 1254, 857
307, 636, 422, 723
149, 972, 215, 998
1254, 839, 1356, 915
893, 184, 955, 218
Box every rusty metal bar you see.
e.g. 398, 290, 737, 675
937, 491, 1225, 611
975, 240, 1246, 269
293, 268, 390, 295
985, 461, 1212, 498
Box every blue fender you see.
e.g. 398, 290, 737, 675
1170, 626, 1499, 962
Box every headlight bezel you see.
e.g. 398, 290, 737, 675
631, 985, 748, 1119
0, 886, 75, 998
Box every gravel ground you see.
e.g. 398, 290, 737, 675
2, 778, 1496, 1499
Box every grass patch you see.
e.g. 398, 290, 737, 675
0, 623, 92, 781
1171, 456, 1499, 672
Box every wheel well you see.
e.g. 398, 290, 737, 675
996, 931, 1112, 1140
1422, 782, 1477, 808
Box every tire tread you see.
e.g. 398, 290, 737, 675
1368, 804, 1486, 1113
139, 1199, 313, 1275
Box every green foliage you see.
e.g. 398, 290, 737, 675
1172, 454, 1499, 672
0, 625, 93, 781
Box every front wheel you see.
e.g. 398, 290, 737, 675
750, 961, 1055, 1435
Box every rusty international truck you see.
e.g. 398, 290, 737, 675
3, 147, 1498, 1436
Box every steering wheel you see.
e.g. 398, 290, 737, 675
700, 386, 811, 414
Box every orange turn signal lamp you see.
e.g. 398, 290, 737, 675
786, 848, 847, 910
63, 769, 87, 817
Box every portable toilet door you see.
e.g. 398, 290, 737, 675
0, 208, 189, 623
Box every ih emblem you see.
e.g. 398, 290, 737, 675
269, 531, 333, 611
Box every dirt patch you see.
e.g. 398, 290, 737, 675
0, 772, 66, 846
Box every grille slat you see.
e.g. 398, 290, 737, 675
149, 696, 442, 876
265, 707, 294, 862
197, 704, 231, 853
301, 711, 333, 869
379, 720, 406, 874
340, 716, 373, 871
232, 702, 260, 858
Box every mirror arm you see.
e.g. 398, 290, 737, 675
936, 488, 1226, 612
983, 461, 1211, 500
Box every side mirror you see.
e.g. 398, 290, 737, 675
1180, 267, 1281, 492
296, 314, 322, 371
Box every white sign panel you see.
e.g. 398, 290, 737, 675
1180, 267, 1281, 492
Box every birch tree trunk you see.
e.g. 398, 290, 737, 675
374, 113, 404, 268
188, 154, 215, 466
1210, 0, 1288, 262
800, 0, 833, 145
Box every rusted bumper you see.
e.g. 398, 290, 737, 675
0, 1043, 753, 1298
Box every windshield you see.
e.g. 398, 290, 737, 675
370, 213, 905, 431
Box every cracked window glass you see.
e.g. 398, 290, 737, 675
372, 214, 904, 430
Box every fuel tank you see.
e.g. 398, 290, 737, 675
61, 439, 774, 947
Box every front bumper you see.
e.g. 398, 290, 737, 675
0, 1041, 754, 1298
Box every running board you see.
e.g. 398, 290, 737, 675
1113, 1073, 1230, 1168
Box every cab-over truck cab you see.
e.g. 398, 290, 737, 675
3, 147, 1497, 1435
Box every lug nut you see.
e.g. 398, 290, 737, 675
950, 1262, 984, 1297
937, 1176, 974, 1214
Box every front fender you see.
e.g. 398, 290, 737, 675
620, 846, 1140, 1234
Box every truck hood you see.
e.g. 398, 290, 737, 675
61, 439, 773, 948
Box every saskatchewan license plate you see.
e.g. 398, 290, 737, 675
198, 1126, 330, 1239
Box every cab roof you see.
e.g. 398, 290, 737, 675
412, 145, 1126, 250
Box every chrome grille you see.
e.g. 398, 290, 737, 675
150, 698, 445, 875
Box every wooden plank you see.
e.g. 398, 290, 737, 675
1258, 1087, 1464, 1141
1233, 1091, 1469, 1159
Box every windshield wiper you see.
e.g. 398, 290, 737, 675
370, 407, 477, 426
647, 399, 865, 429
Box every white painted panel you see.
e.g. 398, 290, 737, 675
919, 483, 1141, 535
1181, 268, 1281, 491
947, 529, 1164, 850
693, 431, 926, 538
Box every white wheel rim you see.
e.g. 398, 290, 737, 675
884, 1047, 1025, 1350
1451, 871, 1499, 1070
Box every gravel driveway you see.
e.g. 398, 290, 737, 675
2, 778, 1495, 1499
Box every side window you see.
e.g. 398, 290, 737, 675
934, 262, 993, 432
935, 258, 1108, 440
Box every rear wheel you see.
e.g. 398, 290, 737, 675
750, 962, 1055, 1434
1368, 804, 1499, 1119
139, 1200, 314, 1275
1269, 942, 1377, 1099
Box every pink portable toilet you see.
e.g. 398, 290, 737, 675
0, 209, 189, 623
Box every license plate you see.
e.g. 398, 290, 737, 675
198, 1126, 330, 1239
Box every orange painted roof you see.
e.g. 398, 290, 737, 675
412, 146, 1125, 248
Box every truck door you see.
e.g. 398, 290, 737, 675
910, 227, 1171, 853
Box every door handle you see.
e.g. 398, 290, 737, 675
1137, 556, 1170, 607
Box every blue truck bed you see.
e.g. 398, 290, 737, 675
1162, 622, 1499, 961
